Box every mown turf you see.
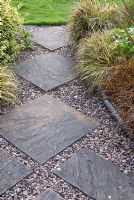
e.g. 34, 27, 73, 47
11, 0, 124, 25
11, 0, 77, 25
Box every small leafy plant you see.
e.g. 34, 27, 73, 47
0, 0, 31, 104
111, 27, 134, 58
0, 0, 31, 65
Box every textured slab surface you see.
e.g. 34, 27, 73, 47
54, 149, 134, 200
13, 53, 75, 91
29, 26, 69, 50
0, 95, 98, 164
40, 189, 64, 200
0, 149, 32, 195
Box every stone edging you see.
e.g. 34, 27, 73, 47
100, 89, 123, 124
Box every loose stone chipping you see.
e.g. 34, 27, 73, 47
54, 148, 134, 200
1, 25, 134, 200
0, 149, 32, 195
0, 94, 98, 164
12, 53, 75, 91
29, 26, 69, 51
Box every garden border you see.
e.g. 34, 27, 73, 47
99, 88, 133, 138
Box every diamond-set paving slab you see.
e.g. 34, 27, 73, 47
29, 26, 69, 50
0, 95, 98, 164
12, 53, 75, 91
54, 148, 134, 200
0, 149, 32, 195
39, 189, 64, 200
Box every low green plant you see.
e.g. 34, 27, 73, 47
76, 30, 118, 92
0, 0, 31, 65
0, 0, 30, 104
0, 65, 18, 103
111, 27, 134, 58
68, 0, 120, 50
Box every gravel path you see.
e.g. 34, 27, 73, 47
0, 25, 134, 200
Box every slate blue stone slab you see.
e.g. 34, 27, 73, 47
40, 189, 64, 200
0, 149, 32, 195
0, 95, 98, 164
12, 53, 75, 91
54, 148, 134, 200
29, 26, 69, 50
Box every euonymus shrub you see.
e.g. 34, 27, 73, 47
0, 0, 30, 64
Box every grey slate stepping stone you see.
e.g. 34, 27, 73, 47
40, 189, 64, 200
0, 149, 32, 195
0, 95, 98, 164
54, 148, 134, 200
29, 26, 69, 50
13, 53, 75, 91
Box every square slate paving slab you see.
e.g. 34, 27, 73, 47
0, 95, 98, 164
54, 148, 134, 200
29, 26, 69, 50
12, 53, 75, 91
0, 149, 32, 195
40, 189, 64, 200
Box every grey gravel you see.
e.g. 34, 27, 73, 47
0, 25, 133, 200
0, 76, 45, 115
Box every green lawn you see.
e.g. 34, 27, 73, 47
11, 0, 123, 25
11, 0, 77, 25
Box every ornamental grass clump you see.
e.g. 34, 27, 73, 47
68, 0, 120, 50
76, 30, 118, 92
76, 26, 134, 93
104, 58, 134, 131
0, 0, 30, 65
0, 65, 18, 103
